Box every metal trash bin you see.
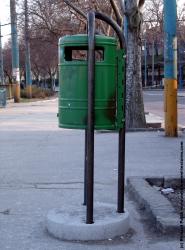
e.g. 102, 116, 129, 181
58, 34, 125, 130
0, 88, 7, 108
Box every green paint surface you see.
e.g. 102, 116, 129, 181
58, 34, 124, 130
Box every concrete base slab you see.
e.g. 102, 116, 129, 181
46, 203, 130, 241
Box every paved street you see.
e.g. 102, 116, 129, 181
144, 90, 185, 128
0, 98, 184, 250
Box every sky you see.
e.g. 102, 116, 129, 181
0, 0, 185, 47
0, 0, 11, 46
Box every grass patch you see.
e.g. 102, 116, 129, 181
21, 86, 55, 99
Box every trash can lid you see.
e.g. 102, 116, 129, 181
59, 34, 117, 47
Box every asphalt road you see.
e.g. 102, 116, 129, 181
0, 98, 183, 249
143, 90, 185, 127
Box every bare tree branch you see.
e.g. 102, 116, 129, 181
107, 8, 114, 35
138, 0, 145, 8
119, 0, 125, 14
109, 0, 123, 26
63, 0, 87, 19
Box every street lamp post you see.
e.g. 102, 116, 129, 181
178, 47, 183, 90
144, 39, 147, 87
152, 40, 155, 87
25, 0, 32, 98
10, 0, 20, 103
0, 23, 5, 85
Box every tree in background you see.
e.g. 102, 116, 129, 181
3, 0, 185, 126
123, 0, 146, 128
3, 42, 13, 84
142, 0, 185, 87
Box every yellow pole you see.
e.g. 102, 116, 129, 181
164, 79, 177, 136
164, 0, 178, 137
13, 82, 20, 102
26, 85, 32, 98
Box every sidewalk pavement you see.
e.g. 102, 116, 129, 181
178, 91, 185, 97
0, 98, 184, 250
145, 112, 164, 127
146, 111, 185, 130
143, 87, 185, 96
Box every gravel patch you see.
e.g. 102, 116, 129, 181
163, 189, 184, 217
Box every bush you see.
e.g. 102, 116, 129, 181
21, 86, 54, 99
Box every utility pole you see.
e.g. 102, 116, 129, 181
164, 0, 178, 137
144, 39, 147, 87
124, 14, 128, 44
25, 0, 32, 98
10, 0, 20, 103
179, 65, 183, 89
179, 48, 183, 90
0, 23, 5, 85
152, 40, 155, 87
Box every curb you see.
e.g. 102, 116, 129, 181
97, 127, 184, 133
127, 127, 164, 132
127, 176, 183, 234
127, 127, 185, 132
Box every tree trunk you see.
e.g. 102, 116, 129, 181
124, 0, 146, 128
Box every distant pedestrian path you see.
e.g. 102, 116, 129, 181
144, 90, 185, 129
0, 98, 59, 131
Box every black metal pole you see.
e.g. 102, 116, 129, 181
84, 11, 126, 216
117, 56, 126, 213
86, 11, 95, 224
83, 129, 87, 205
117, 128, 125, 213
94, 12, 125, 49
94, 12, 126, 213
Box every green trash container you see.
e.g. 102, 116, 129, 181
58, 34, 124, 130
